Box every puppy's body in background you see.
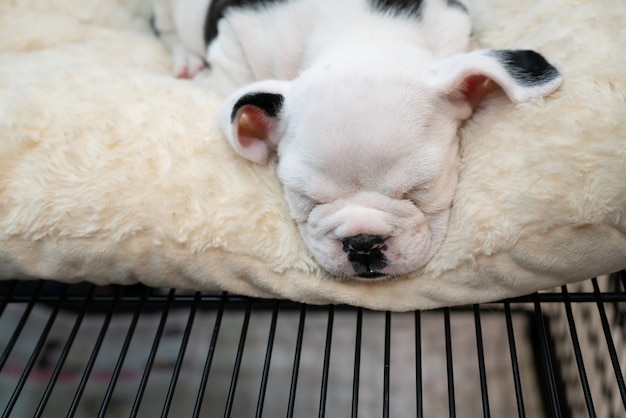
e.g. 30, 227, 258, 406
153, 0, 562, 279
154, 0, 472, 96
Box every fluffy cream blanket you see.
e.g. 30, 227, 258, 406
0, 0, 625, 310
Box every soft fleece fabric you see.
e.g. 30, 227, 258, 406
0, 0, 625, 310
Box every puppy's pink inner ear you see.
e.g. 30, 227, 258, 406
237, 105, 272, 146
460, 74, 500, 108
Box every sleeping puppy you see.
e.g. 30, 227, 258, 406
153, 0, 563, 279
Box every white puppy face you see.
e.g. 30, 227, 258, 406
220, 49, 562, 279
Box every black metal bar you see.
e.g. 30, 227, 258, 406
255, 301, 280, 418
3, 284, 70, 418
444, 308, 456, 418
383, 312, 391, 418
504, 302, 526, 418
560, 286, 596, 418
67, 286, 123, 417
532, 298, 562, 418
415, 311, 423, 418
351, 308, 363, 418
97, 286, 148, 418
591, 278, 626, 411
0, 281, 45, 373
129, 289, 176, 417
286, 305, 307, 418
223, 300, 252, 418
506, 291, 626, 303
473, 305, 491, 418
192, 293, 227, 418
318, 306, 335, 418
2, 290, 626, 306
161, 293, 201, 418
35, 285, 96, 417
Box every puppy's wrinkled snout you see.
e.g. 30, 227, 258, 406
341, 235, 388, 278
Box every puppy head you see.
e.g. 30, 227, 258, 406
220, 49, 562, 279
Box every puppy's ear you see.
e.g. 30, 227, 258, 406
430, 49, 563, 116
219, 80, 291, 164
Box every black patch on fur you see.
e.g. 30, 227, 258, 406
447, 0, 467, 12
369, 0, 424, 19
231, 92, 284, 122
204, 0, 288, 47
491, 50, 561, 86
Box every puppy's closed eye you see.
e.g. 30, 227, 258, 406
287, 190, 321, 217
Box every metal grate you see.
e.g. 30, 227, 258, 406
0, 272, 625, 418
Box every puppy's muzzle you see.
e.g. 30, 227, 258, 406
342, 235, 388, 278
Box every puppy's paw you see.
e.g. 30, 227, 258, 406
172, 46, 206, 79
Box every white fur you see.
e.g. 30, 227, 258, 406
155, 0, 563, 278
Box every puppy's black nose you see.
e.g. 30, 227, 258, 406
342, 235, 388, 278
342, 235, 385, 253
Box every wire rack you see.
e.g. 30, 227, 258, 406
0, 272, 625, 418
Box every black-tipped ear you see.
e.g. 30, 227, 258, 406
231, 92, 284, 122
219, 80, 292, 164
430, 49, 563, 113
489, 50, 561, 87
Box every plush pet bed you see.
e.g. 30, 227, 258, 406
0, 0, 624, 310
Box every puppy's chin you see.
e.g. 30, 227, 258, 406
315, 254, 434, 281
300, 223, 445, 280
